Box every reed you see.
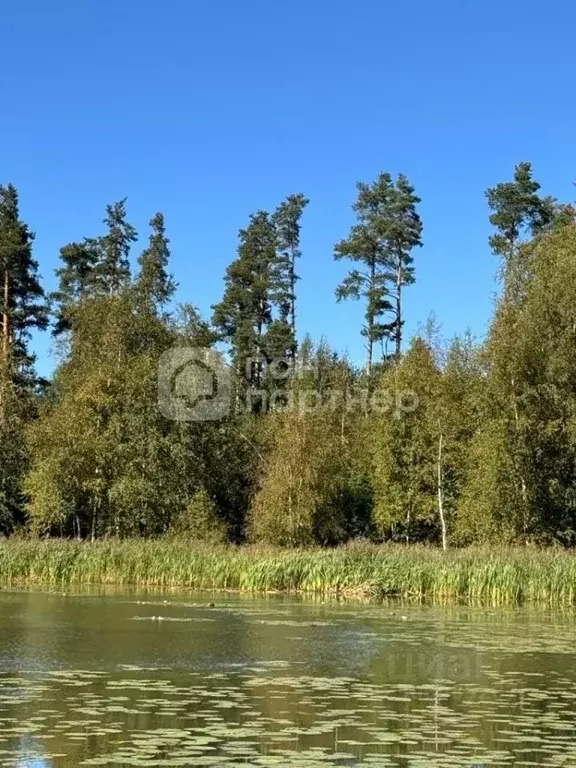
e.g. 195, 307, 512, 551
1, 539, 576, 605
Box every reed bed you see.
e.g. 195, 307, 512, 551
1, 539, 576, 605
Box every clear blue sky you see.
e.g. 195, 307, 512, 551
3, 0, 575, 375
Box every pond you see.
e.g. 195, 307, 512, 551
0, 588, 575, 767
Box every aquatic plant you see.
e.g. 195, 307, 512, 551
1, 539, 576, 605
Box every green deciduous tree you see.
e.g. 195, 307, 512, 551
250, 340, 373, 546
469, 163, 559, 541
371, 337, 440, 543
459, 223, 576, 545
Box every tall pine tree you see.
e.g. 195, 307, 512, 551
212, 211, 276, 391
334, 172, 422, 372
271, 193, 308, 363
52, 200, 138, 336
52, 240, 100, 335
486, 161, 555, 268
135, 212, 176, 314
96, 199, 137, 295
0, 183, 47, 531
0, 184, 48, 377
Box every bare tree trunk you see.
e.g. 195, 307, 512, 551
2, 266, 9, 362
290, 247, 297, 371
405, 505, 410, 545
255, 312, 263, 391
367, 261, 376, 379
367, 335, 373, 379
0, 266, 10, 423
437, 430, 447, 551
395, 266, 402, 361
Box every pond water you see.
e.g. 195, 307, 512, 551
0, 589, 575, 767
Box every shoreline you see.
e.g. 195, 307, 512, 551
1, 539, 576, 607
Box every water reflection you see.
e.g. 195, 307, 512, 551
0, 589, 575, 766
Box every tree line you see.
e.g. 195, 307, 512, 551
1, 163, 576, 546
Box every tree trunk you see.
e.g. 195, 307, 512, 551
367, 333, 373, 379
2, 266, 9, 361
405, 504, 411, 545
0, 266, 10, 423
290, 248, 297, 369
367, 261, 376, 379
255, 312, 263, 390
395, 265, 402, 361
437, 430, 447, 551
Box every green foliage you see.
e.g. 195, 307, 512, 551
5, 162, 576, 556
335, 172, 422, 368
135, 212, 176, 314
250, 340, 374, 547
0, 184, 48, 532
486, 161, 555, 263
249, 409, 341, 546
371, 337, 441, 542
52, 241, 100, 335
52, 199, 138, 338
97, 199, 138, 294
170, 489, 228, 544
212, 210, 277, 391
212, 199, 309, 406
0, 380, 36, 532
3, 538, 576, 606
271, 193, 308, 340
0, 184, 48, 362
463, 224, 576, 545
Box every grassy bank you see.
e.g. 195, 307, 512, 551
1, 539, 576, 605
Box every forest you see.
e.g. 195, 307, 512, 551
2, 161, 576, 549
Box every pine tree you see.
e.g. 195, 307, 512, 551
212, 211, 276, 391
52, 240, 100, 335
135, 212, 176, 314
96, 199, 137, 295
0, 184, 48, 376
52, 199, 138, 335
271, 193, 309, 360
334, 173, 422, 373
0, 183, 47, 532
486, 161, 555, 267
385, 175, 423, 360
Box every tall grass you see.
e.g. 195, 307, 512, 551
1, 539, 576, 605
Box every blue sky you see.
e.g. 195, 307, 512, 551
2, 0, 575, 375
